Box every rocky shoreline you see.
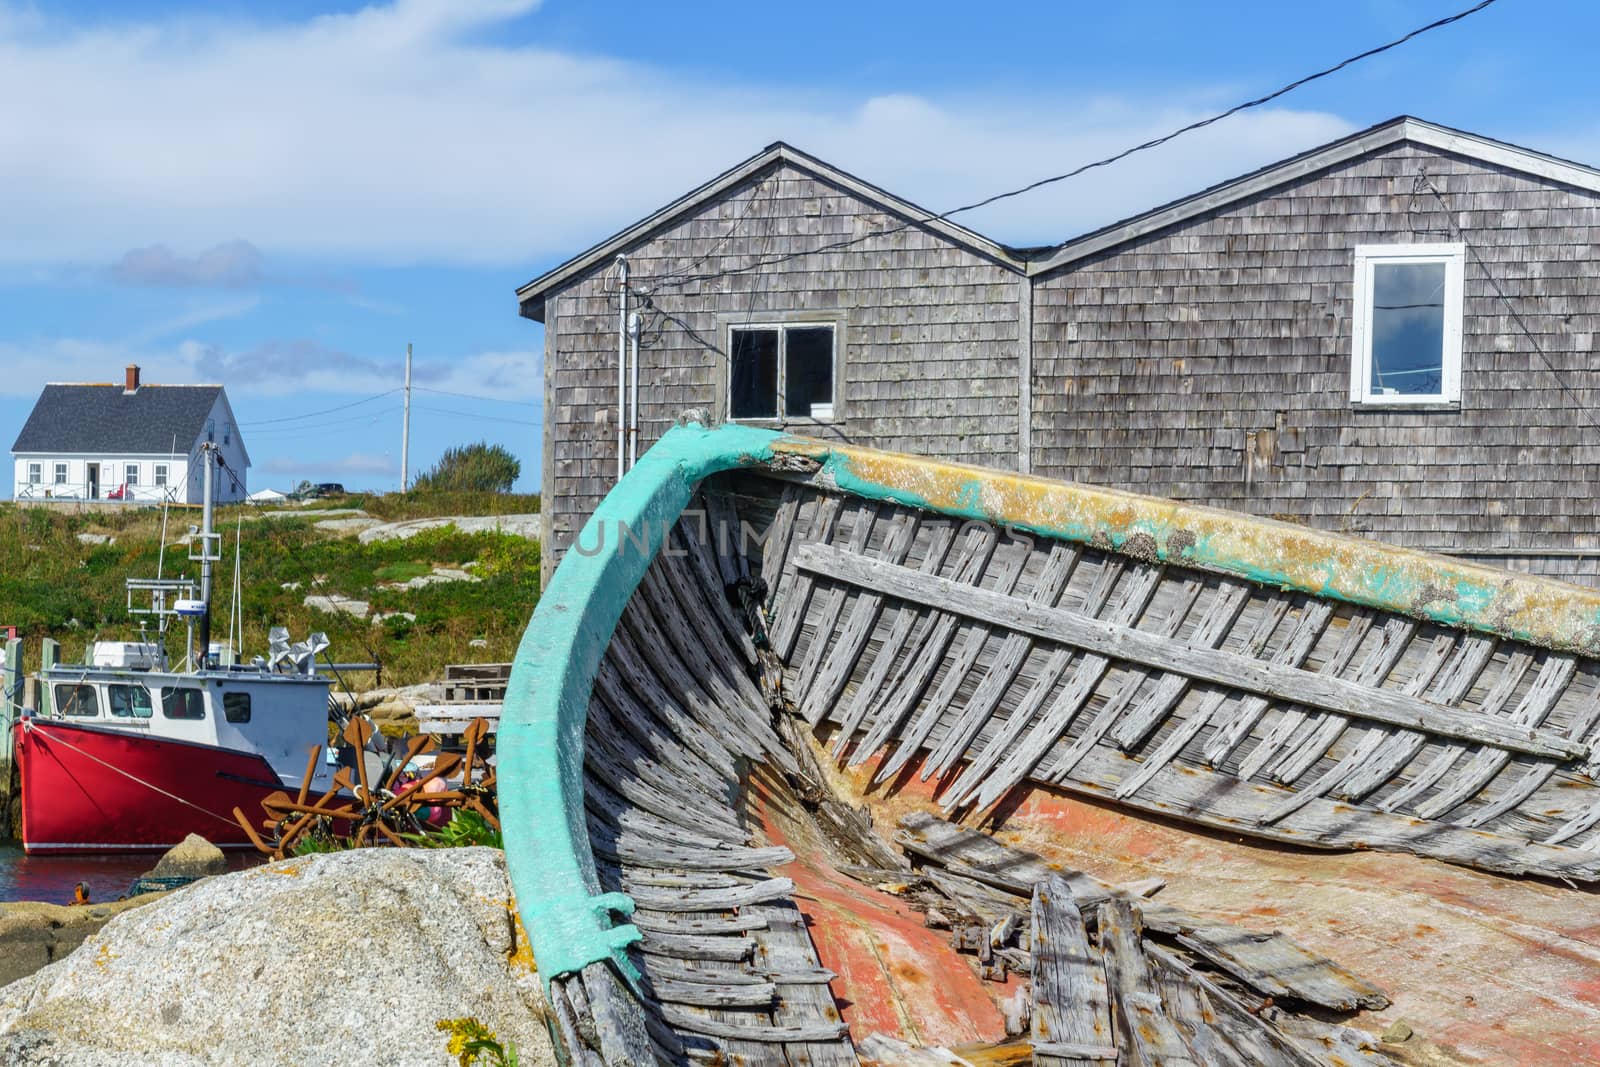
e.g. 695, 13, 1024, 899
0, 845, 554, 1066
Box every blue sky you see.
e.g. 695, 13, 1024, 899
1, 0, 1593, 494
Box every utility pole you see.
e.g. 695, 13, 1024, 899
401, 342, 412, 492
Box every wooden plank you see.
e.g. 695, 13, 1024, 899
1230, 609, 1384, 781
622, 596, 798, 774
901, 814, 1388, 1014
795, 544, 1592, 762
1113, 595, 1308, 801
957, 565, 1168, 809
921, 542, 1081, 780
624, 877, 798, 913
851, 522, 998, 765
642, 562, 766, 712
770, 494, 842, 659
830, 519, 957, 751
1339, 633, 1499, 801
1415, 653, 1577, 822
1197, 596, 1306, 767
656, 1005, 849, 1044
758, 482, 803, 608
631, 910, 770, 935
749, 901, 857, 1065
701, 488, 750, 585
1145, 948, 1325, 1067
876, 534, 1031, 785
793, 501, 880, 713
1172, 925, 1388, 1012
1382, 648, 1534, 816
1256, 618, 1418, 785
924, 556, 1119, 801
1096, 900, 1199, 1066
598, 639, 747, 776
663, 521, 757, 666
1257, 633, 1460, 826
803, 512, 918, 727
610, 616, 763, 765
1110, 580, 1251, 752
1030, 876, 1115, 1067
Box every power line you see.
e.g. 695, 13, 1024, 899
1417, 173, 1600, 435
637, 0, 1499, 293
240, 388, 400, 427
412, 385, 539, 407
412, 403, 542, 427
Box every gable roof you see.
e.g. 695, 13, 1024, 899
12, 384, 224, 456
1027, 116, 1600, 277
517, 117, 1600, 317
516, 141, 1028, 321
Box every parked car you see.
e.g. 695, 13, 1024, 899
292, 481, 347, 500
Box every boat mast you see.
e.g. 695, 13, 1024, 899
195, 443, 219, 667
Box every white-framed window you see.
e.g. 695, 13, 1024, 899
125, 463, 139, 486
728, 323, 835, 420
1350, 243, 1464, 406
53, 462, 68, 485
154, 463, 169, 486
27, 462, 40, 484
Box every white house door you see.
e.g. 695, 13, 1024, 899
86, 463, 99, 499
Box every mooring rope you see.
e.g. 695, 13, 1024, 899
21, 720, 243, 829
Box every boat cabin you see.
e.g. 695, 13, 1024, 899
37, 666, 333, 791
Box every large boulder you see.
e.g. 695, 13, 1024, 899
0, 896, 167, 989
145, 833, 228, 880
0, 848, 554, 1067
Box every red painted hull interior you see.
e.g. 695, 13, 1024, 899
12, 719, 284, 853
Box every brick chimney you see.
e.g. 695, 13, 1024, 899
124, 364, 141, 393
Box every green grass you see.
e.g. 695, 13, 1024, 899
0, 499, 542, 686
372, 561, 435, 584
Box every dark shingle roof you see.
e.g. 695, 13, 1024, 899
11, 384, 223, 454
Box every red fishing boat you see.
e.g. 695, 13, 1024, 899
10, 444, 348, 853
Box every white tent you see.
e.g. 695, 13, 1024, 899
247, 488, 289, 504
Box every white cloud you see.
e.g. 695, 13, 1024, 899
0, 1, 1357, 268
0, 333, 540, 400
107, 240, 265, 287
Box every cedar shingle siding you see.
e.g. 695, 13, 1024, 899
539, 162, 1023, 561
527, 120, 1600, 584
1031, 142, 1600, 582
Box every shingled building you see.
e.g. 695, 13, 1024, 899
519, 117, 1600, 584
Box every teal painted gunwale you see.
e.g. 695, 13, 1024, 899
504, 424, 1600, 992
500, 421, 781, 991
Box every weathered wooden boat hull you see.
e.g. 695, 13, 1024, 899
500, 420, 1600, 1065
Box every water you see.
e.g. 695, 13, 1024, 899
0, 844, 261, 904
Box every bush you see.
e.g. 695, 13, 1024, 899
412, 444, 520, 494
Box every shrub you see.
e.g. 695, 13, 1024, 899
412, 443, 521, 494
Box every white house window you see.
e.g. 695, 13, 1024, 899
729, 324, 835, 420
53, 462, 67, 485
125, 463, 139, 487
154, 463, 169, 487
27, 462, 40, 484
1351, 243, 1464, 405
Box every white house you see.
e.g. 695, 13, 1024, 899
10, 365, 250, 504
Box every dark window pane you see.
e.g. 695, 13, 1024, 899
161, 688, 206, 720
1370, 261, 1446, 396
730, 328, 778, 418
785, 327, 834, 417
55, 684, 98, 717
224, 692, 251, 724
109, 684, 153, 719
